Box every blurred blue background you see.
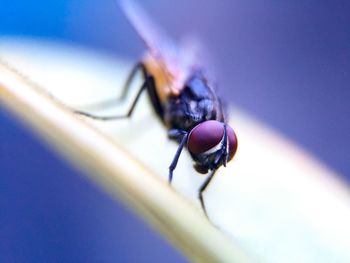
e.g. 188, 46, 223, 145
1, 0, 349, 262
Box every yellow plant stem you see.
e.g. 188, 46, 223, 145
0, 61, 251, 262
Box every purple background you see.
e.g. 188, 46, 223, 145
1, 0, 349, 262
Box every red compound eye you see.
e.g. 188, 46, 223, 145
187, 120, 238, 162
226, 124, 238, 161
188, 120, 225, 154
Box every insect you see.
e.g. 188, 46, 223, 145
75, 0, 238, 216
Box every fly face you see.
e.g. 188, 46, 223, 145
187, 120, 238, 174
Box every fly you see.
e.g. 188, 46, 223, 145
75, 0, 238, 217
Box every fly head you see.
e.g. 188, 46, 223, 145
187, 120, 237, 173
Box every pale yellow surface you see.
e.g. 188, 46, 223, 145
1, 37, 350, 262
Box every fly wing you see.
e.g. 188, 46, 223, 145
178, 36, 206, 77
180, 36, 226, 120
120, 0, 175, 61
120, 0, 193, 95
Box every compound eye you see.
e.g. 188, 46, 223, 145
187, 120, 224, 154
226, 125, 238, 161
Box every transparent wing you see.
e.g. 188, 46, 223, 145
120, 0, 196, 94
120, 0, 176, 61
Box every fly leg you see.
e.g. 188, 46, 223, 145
168, 130, 188, 183
222, 124, 228, 166
199, 169, 217, 217
117, 62, 147, 104
78, 62, 146, 110
74, 63, 155, 120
